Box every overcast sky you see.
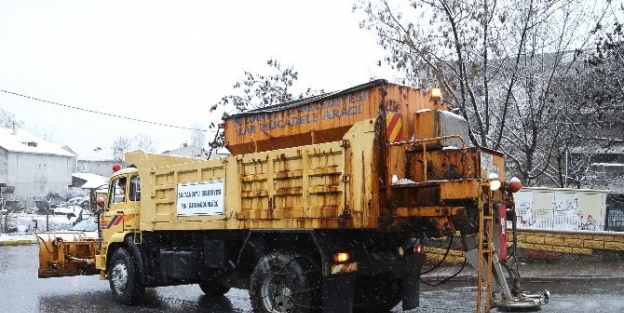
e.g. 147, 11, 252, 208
0, 1, 396, 154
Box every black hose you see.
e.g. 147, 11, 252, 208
420, 232, 469, 286
420, 256, 467, 287
421, 232, 455, 275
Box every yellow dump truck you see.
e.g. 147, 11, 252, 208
37, 80, 548, 312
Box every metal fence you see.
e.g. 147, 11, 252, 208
516, 213, 603, 231
0, 196, 57, 213
606, 209, 624, 232
0, 213, 74, 234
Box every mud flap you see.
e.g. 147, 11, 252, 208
322, 275, 355, 313
401, 254, 424, 310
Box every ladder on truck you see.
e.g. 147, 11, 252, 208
476, 196, 495, 313
472, 199, 548, 312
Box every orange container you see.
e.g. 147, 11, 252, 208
223, 80, 447, 154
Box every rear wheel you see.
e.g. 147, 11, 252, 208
109, 247, 145, 305
353, 274, 402, 313
250, 252, 321, 313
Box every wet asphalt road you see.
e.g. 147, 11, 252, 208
1, 245, 623, 312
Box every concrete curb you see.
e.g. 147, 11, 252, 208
0, 239, 37, 246
421, 273, 623, 283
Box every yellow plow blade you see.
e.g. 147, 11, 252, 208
36, 232, 99, 278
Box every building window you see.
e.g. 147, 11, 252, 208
79, 163, 89, 172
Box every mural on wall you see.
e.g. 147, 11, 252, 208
514, 189, 603, 231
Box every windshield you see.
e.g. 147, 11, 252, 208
70, 220, 98, 232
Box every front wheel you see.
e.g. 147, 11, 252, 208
249, 252, 321, 313
109, 247, 145, 305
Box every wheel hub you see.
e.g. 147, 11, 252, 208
111, 262, 129, 293
261, 274, 295, 313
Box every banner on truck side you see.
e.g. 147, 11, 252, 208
177, 181, 224, 216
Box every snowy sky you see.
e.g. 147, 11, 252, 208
0, 0, 397, 154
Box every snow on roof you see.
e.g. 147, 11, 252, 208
592, 163, 624, 167
162, 145, 203, 157
570, 145, 624, 154
161, 145, 231, 159
77, 147, 116, 161
72, 172, 109, 189
0, 127, 75, 157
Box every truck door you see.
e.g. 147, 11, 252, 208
109, 177, 126, 205
103, 175, 139, 233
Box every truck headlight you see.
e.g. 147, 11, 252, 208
488, 173, 501, 191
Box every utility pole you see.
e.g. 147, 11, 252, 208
0, 183, 5, 233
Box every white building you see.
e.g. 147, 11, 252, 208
76, 147, 120, 177
0, 127, 76, 198
162, 144, 205, 158
162, 144, 230, 159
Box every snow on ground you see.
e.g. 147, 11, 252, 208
0, 214, 86, 242
0, 233, 36, 241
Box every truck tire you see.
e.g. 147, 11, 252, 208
199, 280, 230, 296
109, 247, 145, 305
353, 274, 402, 313
250, 252, 321, 313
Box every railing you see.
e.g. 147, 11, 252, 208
515, 213, 604, 232
0, 214, 74, 234
606, 209, 624, 232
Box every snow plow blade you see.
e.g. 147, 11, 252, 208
37, 232, 99, 278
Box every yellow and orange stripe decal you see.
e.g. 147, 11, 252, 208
103, 215, 135, 229
385, 112, 403, 142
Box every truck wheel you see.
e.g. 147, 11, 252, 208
353, 274, 401, 313
250, 252, 321, 313
199, 280, 230, 296
109, 248, 145, 305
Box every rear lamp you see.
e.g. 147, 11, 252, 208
413, 244, 423, 254
332, 252, 350, 263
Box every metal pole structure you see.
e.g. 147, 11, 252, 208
45, 197, 49, 231
565, 149, 569, 188
0, 183, 5, 233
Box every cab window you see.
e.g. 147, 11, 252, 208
109, 177, 126, 205
129, 175, 140, 201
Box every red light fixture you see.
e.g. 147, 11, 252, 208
112, 164, 122, 172
507, 177, 523, 193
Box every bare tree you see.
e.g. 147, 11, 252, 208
111, 134, 156, 161
0, 108, 57, 142
190, 122, 206, 148
576, 17, 624, 148
0, 108, 23, 129
355, 0, 614, 185
133, 133, 157, 152
112, 136, 133, 161
545, 12, 624, 189
207, 59, 324, 157
29, 125, 58, 143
